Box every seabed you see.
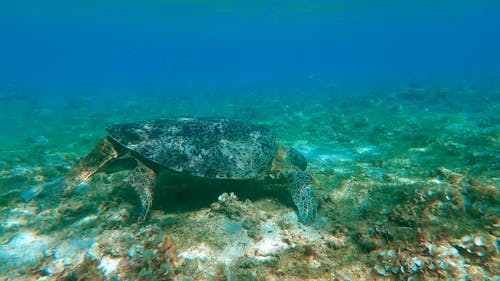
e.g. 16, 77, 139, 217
0, 84, 498, 280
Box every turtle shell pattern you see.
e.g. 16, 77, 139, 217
106, 118, 279, 179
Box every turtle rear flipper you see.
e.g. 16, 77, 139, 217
21, 138, 121, 202
126, 161, 156, 223
63, 137, 122, 196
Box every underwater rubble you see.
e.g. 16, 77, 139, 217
0, 85, 498, 280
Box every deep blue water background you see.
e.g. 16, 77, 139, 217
1, 1, 500, 99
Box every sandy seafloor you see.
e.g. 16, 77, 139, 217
0, 84, 498, 280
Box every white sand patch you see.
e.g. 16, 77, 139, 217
3, 217, 27, 228
0, 231, 54, 269
179, 243, 212, 262
355, 145, 377, 154
99, 256, 121, 276
251, 220, 288, 257
293, 141, 315, 155
316, 151, 356, 163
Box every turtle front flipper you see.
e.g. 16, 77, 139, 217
287, 167, 318, 225
63, 137, 122, 196
126, 161, 156, 224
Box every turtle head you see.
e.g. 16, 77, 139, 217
288, 147, 308, 171
275, 147, 308, 171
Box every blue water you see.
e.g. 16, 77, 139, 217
1, 1, 500, 97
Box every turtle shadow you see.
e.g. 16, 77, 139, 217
151, 170, 295, 214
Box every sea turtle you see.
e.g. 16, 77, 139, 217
63, 118, 318, 224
